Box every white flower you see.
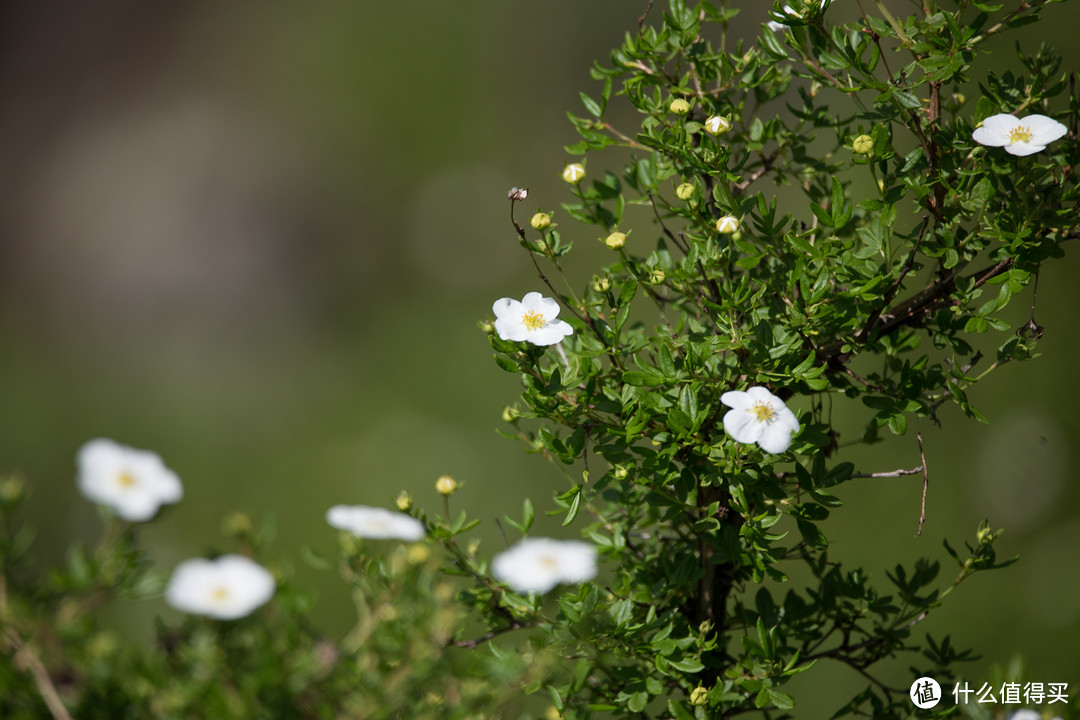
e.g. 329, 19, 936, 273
492, 538, 597, 595
562, 163, 585, 183
492, 292, 574, 347
165, 555, 275, 620
972, 113, 1067, 156
721, 386, 801, 454
326, 504, 426, 541
76, 438, 183, 522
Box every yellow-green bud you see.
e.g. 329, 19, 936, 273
605, 231, 626, 249
562, 163, 585, 183
690, 687, 709, 706
435, 474, 459, 496
675, 183, 695, 200
648, 268, 666, 284
530, 212, 551, 230
704, 115, 732, 135
222, 512, 252, 538
669, 98, 691, 115
479, 319, 494, 333
715, 215, 739, 234
396, 490, 413, 511
613, 464, 629, 480
502, 405, 521, 423
952, 92, 966, 106
852, 134, 874, 155
592, 275, 611, 293
0, 475, 25, 505
406, 543, 430, 565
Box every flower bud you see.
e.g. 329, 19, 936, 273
669, 98, 691, 115
222, 512, 252, 539
592, 275, 611, 293
605, 231, 626, 249
479, 319, 494, 333
530, 212, 551, 230
435, 474, 459, 496
704, 115, 732, 135
852, 134, 874, 155
613, 464, 629, 480
648, 268, 666, 284
502, 405, 522, 423
396, 490, 413, 511
690, 687, 709, 706
675, 183, 695, 200
715, 215, 739, 234
0, 475, 25, 505
562, 163, 585, 183
507, 187, 528, 201
406, 543, 430, 565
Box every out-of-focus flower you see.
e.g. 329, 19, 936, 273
721, 386, 801, 454
972, 113, 1067, 156
492, 538, 597, 595
704, 115, 732, 135
562, 163, 585, 183
77, 438, 182, 522
605, 231, 626, 249
165, 555, 275, 620
492, 292, 574, 346
767, 0, 826, 30
531, 212, 551, 230
715, 215, 739, 234
327, 505, 426, 541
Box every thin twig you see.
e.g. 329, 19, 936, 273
852, 465, 924, 479
916, 432, 929, 536
5, 629, 75, 720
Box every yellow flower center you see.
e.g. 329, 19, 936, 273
752, 403, 775, 423
1008, 125, 1032, 144
537, 554, 558, 569
116, 471, 137, 488
521, 310, 546, 330
211, 586, 230, 602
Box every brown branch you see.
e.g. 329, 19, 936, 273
916, 432, 929, 536
5, 628, 75, 720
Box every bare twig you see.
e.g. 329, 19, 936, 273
916, 432, 929, 536
852, 465, 924, 479
5, 629, 75, 720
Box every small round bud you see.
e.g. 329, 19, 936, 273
852, 134, 874, 155
648, 268, 666, 284
613, 464, 629, 480
222, 512, 252, 538
0, 475, 25, 505
435, 474, 459, 496
669, 98, 691, 115
507, 187, 528, 201
592, 275, 611, 293
976, 525, 993, 544
501, 405, 521, 423
952, 92, 966, 105
479, 319, 494, 333
704, 115, 732, 135
396, 490, 413, 511
675, 183, 695, 200
605, 231, 627, 249
406, 543, 430, 565
715, 215, 739, 234
530, 212, 551, 230
690, 687, 709, 706
562, 163, 585, 183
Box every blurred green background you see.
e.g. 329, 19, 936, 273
0, 0, 1077, 712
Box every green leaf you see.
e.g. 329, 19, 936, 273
563, 488, 582, 526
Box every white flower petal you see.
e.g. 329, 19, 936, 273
326, 505, 426, 541
528, 319, 574, 346
494, 315, 529, 342
744, 386, 779, 405
1004, 142, 1045, 157
491, 292, 574, 347
491, 297, 520, 320
757, 422, 795, 454
1024, 114, 1067, 144
723, 407, 765, 445
720, 390, 753, 410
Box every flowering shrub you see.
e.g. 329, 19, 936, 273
2, 1, 1080, 718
